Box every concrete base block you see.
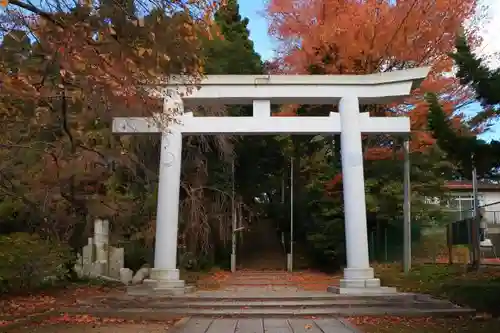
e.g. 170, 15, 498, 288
127, 282, 194, 297
150, 268, 180, 281
143, 278, 185, 289
127, 267, 193, 297
340, 277, 381, 288
327, 285, 398, 295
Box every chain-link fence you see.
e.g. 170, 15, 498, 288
368, 220, 449, 264
369, 208, 500, 266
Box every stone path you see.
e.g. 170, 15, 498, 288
171, 317, 361, 333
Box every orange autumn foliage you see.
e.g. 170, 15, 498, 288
0, 1, 227, 243
272, 105, 298, 117
2, 1, 223, 111
266, 0, 481, 159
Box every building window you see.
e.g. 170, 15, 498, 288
446, 193, 484, 220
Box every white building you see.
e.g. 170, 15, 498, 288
444, 181, 500, 224
443, 181, 500, 255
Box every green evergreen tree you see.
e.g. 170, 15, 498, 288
427, 34, 500, 180
451, 34, 500, 110
203, 0, 287, 205
203, 0, 262, 75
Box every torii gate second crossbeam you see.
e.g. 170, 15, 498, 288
113, 67, 429, 295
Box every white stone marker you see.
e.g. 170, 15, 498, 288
112, 68, 430, 295
94, 219, 109, 263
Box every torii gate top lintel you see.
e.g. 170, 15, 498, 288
151, 66, 430, 105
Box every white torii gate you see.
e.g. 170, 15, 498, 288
113, 67, 429, 295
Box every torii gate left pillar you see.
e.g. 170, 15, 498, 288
113, 68, 429, 296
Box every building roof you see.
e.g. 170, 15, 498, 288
445, 181, 500, 191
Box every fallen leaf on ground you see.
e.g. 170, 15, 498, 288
0, 285, 121, 319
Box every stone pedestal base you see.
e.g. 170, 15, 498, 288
127, 268, 192, 296
340, 277, 382, 288
327, 285, 398, 295
327, 267, 398, 295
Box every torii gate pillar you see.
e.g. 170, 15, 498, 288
336, 96, 379, 291
148, 129, 184, 290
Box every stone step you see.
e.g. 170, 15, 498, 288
235, 270, 288, 272
86, 292, 438, 304
144, 299, 461, 310
225, 280, 304, 285
89, 292, 435, 303
227, 277, 335, 281
63, 306, 475, 320
78, 293, 468, 312
175, 294, 428, 302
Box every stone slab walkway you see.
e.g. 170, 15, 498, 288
171, 317, 361, 333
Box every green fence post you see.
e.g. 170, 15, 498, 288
384, 228, 388, 262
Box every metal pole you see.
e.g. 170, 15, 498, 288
384, 228, 388, 262
231, 158, 237, 273
403, 138, 412, 273
289, 156, 294, 272
471, 159, 480, 269
281, 177, 285, 204
472, 166, 479, 219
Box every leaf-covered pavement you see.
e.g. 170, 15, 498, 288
287, 270, 342, 291
3, 310, 179, 332
349, 316, 500, 333
212, 269, 341, 291
0, 284, 124, 329
8, 317, 179, 333
193, 270, 232, 290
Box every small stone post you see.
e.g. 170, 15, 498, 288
94, 219, 109, 275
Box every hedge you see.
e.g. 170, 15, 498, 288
0, 233, 71, 294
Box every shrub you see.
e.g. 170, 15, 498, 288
376, 263, 500, 315
121, 240, 154, 272
413, 228, 449, 262
0, 233, 71, 294
442, 280, 500, 316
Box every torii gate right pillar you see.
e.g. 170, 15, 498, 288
332, 96, 390, 293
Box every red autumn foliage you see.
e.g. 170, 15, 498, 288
266, 0, 481, 158
266, 0, 483, 190
325, 173, 343, 191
